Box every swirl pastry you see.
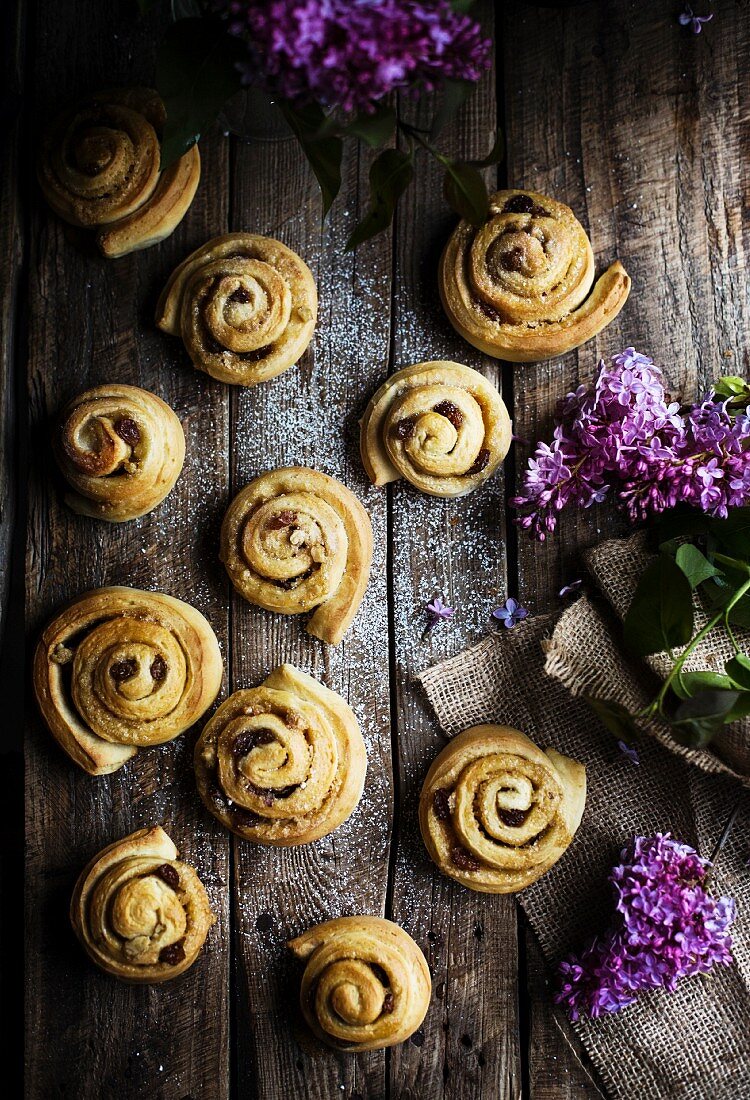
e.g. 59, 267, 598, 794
360, 360, 512, 497
37, 87, 201, 258
34, 587, 223, 776
71, 826, 215, 982
195, 664, 366, 845
439, 189, 630, 362
288, 916, 431, 1051
155, 233, 317, 386
419, 725, 586, 893
220, 467, 373, 645
53, 384, 185, 521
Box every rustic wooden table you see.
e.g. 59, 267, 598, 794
14, 0, 749, 1097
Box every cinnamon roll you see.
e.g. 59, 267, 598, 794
155, 233, 317, 386
419, 725, 586, 893
439, 189, 630, 362
37, 87, 200, 258
220, 467, 373, 645
288, 916, 431, 1051
54, 384, 185, 521
71, 826, 215, 982
195, 664, 367, 845
34, 587, 223, 775
360, 361, 512, 497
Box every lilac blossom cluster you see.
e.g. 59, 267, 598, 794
512, 349, 750, 540
555, 833, 735, 1021
217, 0, 491, 113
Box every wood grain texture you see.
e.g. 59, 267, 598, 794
226, 128, 395, 1098
503, 2, 749, 1097
20, 0, 749, 1097
24, 3, 230, 1097
386, 8, 522, 1098
504, 0, 750, 608
0, 0, 24, 649
525, 931, 607, 1100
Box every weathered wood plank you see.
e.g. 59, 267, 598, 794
504, 2, 750, 1097
0, 0, 24, 646
23, 1, 745, 1096
24, 4, 231, 1097
505, 0, 750, 609
2, 2, 27, 1091
227, 130, 394, 1096
387, 7, 523, 1097
525, 931, 607, 1100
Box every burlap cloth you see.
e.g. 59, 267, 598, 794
418, 533, 750, 1100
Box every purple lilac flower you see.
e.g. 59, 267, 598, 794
492, 598, 529, 629
217, 1, 492, 114
423, 596, 454, 638
616, 740, 640, 766
426, 596, 454, 622
678, 5, 714, 34
511, 350, 750, 540
559, 579, 583, 598
555, 833, 735, 1021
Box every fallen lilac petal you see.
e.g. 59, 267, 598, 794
617, 740, 640, 766
492, 598, 530, 629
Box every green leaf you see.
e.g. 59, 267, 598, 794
726, 654, 750, 690
430, 79, 474, 141
279, 103, 343, 215
171, 0, 203, 17
713, 375, 750, 403
675, 543, 721, 589
702, 555, 750, 626
670, 689, 741, 748
671, 670, 736, 700
465, 132, 504, 169
728, 593, 750, 629
345, 148, 414, 251
450, 0, 477, 11
157, 17, 242, 169
653, 507, 750, 556
704, 576, 750, 628
623, 553, 694, 657
712, 552, 750, 576
712, 510, 750, 557
346, 105, 397, 148
584, 696, 642, 741
726, 691, 750, 722
654, 510, 712, 546
443, 162, 489, 225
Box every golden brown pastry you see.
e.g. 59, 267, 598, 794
37, 87, 201, 258
195, 664, 366, 845
155, 233, 317, 386
53, 383, 185, 522
419, 725, 586, 893
71, 826, 215, 982
288, 916, 431, 1051
34, 587, 223, 776
360, 360, 512, 497
439, 189, 630, 362
220, 467, 373, 645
